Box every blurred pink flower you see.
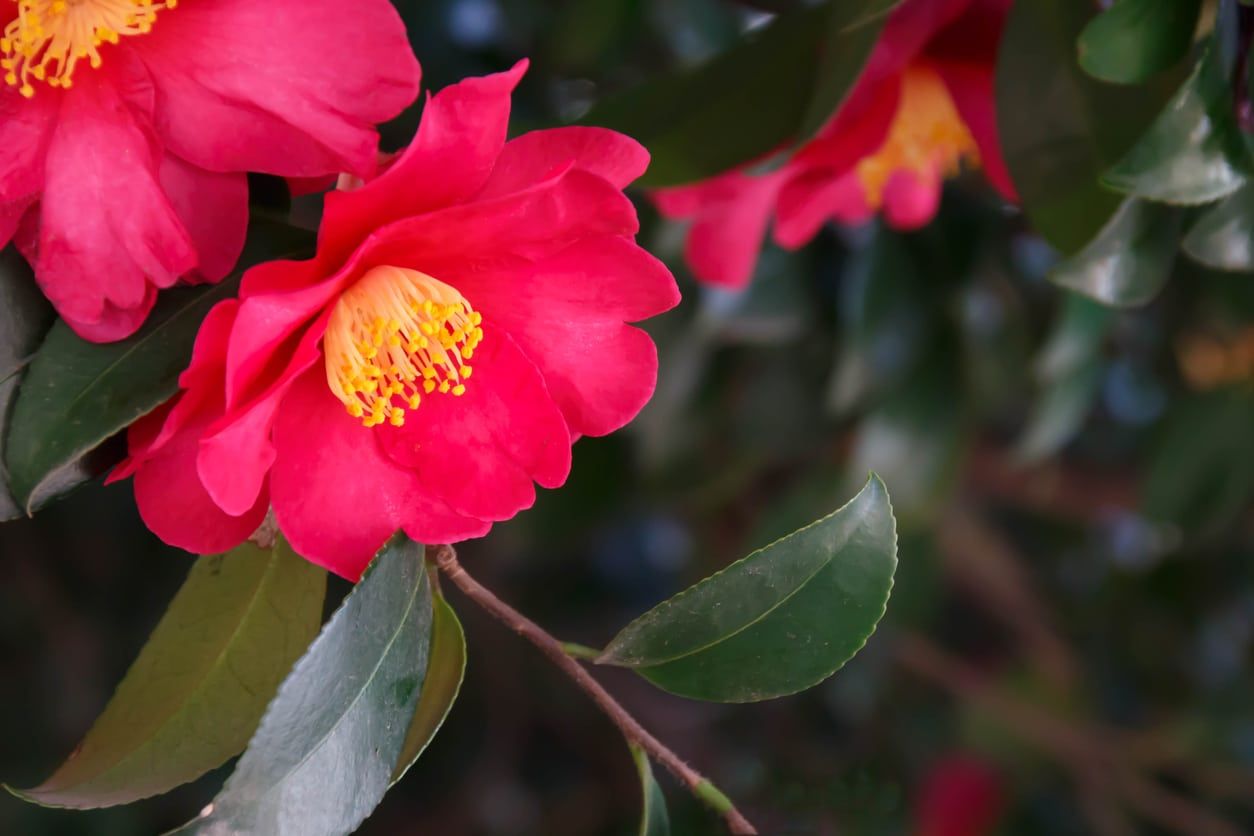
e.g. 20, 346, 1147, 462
654, 0, 1016, 289
912, 753, 1005, 836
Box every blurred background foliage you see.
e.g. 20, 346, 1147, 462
3, 0, 1254, 833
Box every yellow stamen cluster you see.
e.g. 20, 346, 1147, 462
324, 266, 483, 429
855, 65, 981, 209
2, 0, 176, 98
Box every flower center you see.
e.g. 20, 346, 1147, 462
324, 266, 483, 429
1, 0, 176, 98
855, 65, 980, 209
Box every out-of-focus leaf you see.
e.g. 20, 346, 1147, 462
997, 0, 1184, 253
1016, 296, 1113, 461
1017, 361, 1105, 462
631, 745, 671, 836
545, 0, 637, 72
7, 539, 326, 808
1077, 0, 1202, 84
1103, 46, 1247, 205
582, 1, 890, 187
827, 227, 929, 416
599, 476, 897, 702
391, 578, 466, 785
0, 248, 55, 520
1181, 183, 1254, 270
848, 353, 963, 521
3, 221, 314, 513
1049, 199, 1181, 307
1143, 388, 1254, 537
173, 534, 432, 836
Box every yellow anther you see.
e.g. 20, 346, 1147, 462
854, 65, 980, 210
324, 265, 483, 428
2, 0, 176, 96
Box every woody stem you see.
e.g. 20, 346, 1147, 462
431, 544, 758, 836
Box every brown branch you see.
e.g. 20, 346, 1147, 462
432, 545, 758, 836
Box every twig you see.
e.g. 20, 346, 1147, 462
432, 545, 758, 836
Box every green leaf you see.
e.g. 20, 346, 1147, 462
581, 1, 890, 187
391, 576, 466, 785
7, 539, 326, 808
599, 476, 897, 702
1077, 0, 1202, 84
1016, 296, 1113, 461
996, 0, 1184, 253
0, 248, 55, 520
1048, 198, 1181, 307
173, 534, 432, 836
631, 746, 671, 836
3, 220, 314, 513
1103, 46, 1248, 205
826, 226, 930, 416
1181, 183, 1254, 271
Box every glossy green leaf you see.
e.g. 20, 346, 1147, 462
3, 221, 314, 513
1181, 183, 1254, 270
997, 0, 1184, 253
599, 476, 897, 702
1103, 46, 1247, 205
631, 745, 671, 836
582, 1, 889, 187
174, 534, 432, 836
1049, 198, 1181, 307
1077, 0, 1202, 84
391, 577, 466, 785
0, 248, 55, 520
7, 539, 326, 808
1016, 296, 1113, 461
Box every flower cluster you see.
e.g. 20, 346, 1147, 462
654, 0, 1015, 288
3, 0, 1015, 576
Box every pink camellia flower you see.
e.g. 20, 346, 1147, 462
0, 0, 419, 341
653, 0, 1015, 289
109, 62, 681, 580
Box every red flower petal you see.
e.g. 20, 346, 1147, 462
455, 237, 678, 436
480, 126, 651, 198
134, 0, 419, 179
670, 171, 786, 290
776, 169, 873, 247
198, 310, 328, 516
157, 155, 248, 282
320, 62, 528, 264
882, 167, 943, 229
270, 368, 490, 580
133, 413, 270, 555
376, 329, 571, 521
36, 76, 195, 341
